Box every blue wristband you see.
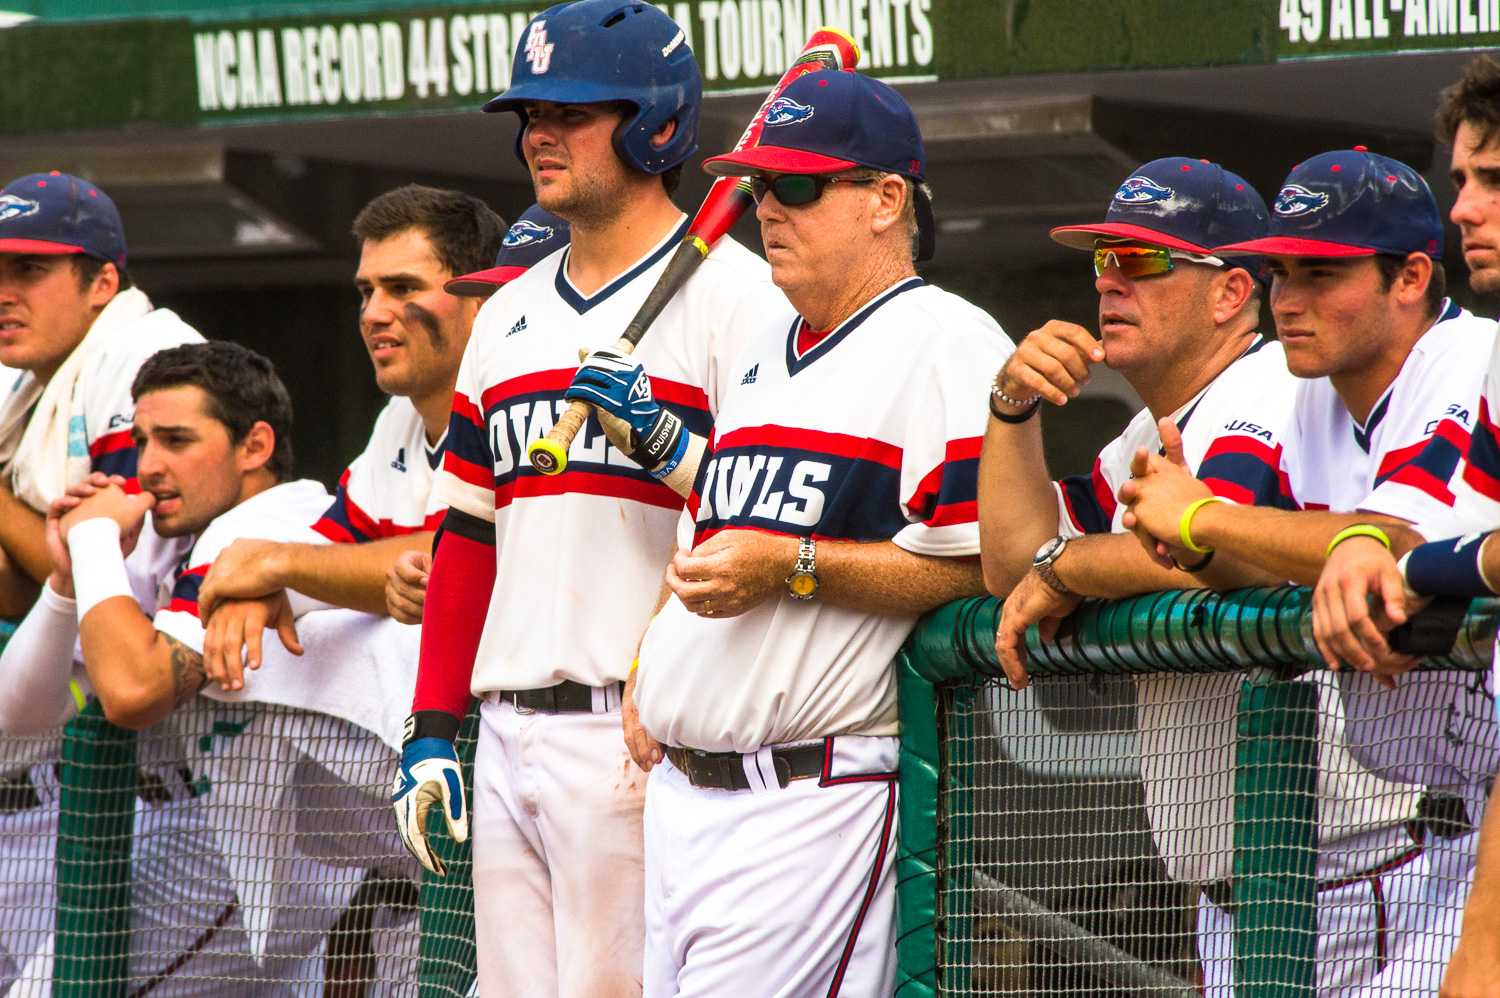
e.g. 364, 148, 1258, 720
1402, 532, 1495, 598
649, 428, 691, 481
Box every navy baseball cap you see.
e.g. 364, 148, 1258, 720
1215, 147, 1443, 259
445, 205, 571, 296
1051, 157, 1269, 255
0, 171, 126, 268
703, 70, 935, 260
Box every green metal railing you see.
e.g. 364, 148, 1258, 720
894, 588, 1496, 997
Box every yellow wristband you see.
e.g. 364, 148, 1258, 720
629, 657, 639, 676
68, 680, 86, 713
1325, 524, 1391, 558
1178, 496, 1225, 554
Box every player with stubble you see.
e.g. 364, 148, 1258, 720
186, 185, 504, 684
976, 156, 1438, 995
582, 70, 1009, 995
1297, 55, 1500, 998
0, 172, 202, 617
390, 3, 780, 994
1120, 146, 1498, 993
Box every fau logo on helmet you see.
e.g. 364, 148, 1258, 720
1274, 184, 1330, 217
503, 219, 555, 248
0, 195, 40, 224
765, 97, 815, 127
1113, 176, 1175, 205
523, 21, 555, 75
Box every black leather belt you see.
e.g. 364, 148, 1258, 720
666, 744, 825, 791
0, 770, 41, 814
1406, 789, 1473, 843
0, 766, 198, 812
498, 680, 622, 714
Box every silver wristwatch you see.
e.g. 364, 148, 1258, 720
785, 537, 819, 600
1032, 536, 1072, 596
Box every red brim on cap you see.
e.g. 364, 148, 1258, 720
704, 146, 858, 177
1214, 237, 1375, 258
0, 239, 84, 256
1050, 223, 1212, 254
444, 265, 529, 296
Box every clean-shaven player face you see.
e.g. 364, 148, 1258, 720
132, 385, 265, 538
1450, 120, 1500, 295
1091, 251, 1220, 373
1266, 256, 1398, 379
0, 254, 115, 382
520, 100, 652, 226
355, 229, 478, 405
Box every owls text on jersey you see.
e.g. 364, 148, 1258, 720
155, 480, 333, 654
634, 278, 1014, 753
1042, 337, 1419, 882
432, 219, 782, 694
1280, 300, 1495, 524
314, 396, 446, 543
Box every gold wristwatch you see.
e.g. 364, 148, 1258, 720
786, 537, 819, 600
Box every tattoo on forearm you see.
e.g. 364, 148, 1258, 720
164, 635, 207, 707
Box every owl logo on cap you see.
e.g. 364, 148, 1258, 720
765, 97, 815, 127
0, 195, 40, 224
1274, 184, 1330, 217
503, 219, 556, 248
1114, 176, 1175, 205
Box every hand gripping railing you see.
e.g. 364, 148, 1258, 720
895, 588, 1496, 997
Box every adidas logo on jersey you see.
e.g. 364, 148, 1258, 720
391, 447, 407, 473
740, 364, 759, 386
507, 316, 528, 337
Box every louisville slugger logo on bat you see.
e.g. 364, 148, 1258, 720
527, 27, 861, 477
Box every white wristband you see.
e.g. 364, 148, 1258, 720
67, 518, 133, 622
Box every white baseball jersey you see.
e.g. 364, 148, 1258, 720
1275, 303, 1500, 788
313, 396, 446, 543
1051, 337, 1420, 884
1443, 317, 1500, 531
154, 480, 332, 651
433, 220, 781, 693
0, 289, 203, 499
634, 277, 1014, 753
0, 515, 331, 994
1279, 299, 1493, 521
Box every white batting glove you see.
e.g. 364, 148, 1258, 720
391, 713, 468, 876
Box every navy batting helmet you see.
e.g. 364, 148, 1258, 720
483, 0, 701, 176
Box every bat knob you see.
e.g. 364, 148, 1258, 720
527, 437, 569, 476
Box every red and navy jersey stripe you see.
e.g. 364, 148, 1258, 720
1464, 397, 1500, 503
905, 437, 982, 528
1375, 417, 1469, 506
89, 427, 137, 483
447, 368, 712, 513
312, 467, 445, 543
1197, 432, 1296, 509
1057, 459, 1118, 535
688, 425, 913, 544
167, 565, 208, 618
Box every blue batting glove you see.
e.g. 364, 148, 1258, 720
391, 713, 468, 876
564, 349, 685, 470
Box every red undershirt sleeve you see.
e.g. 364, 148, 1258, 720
410, 509, 495, 720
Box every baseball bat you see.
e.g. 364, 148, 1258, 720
526, 26, 861, 476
